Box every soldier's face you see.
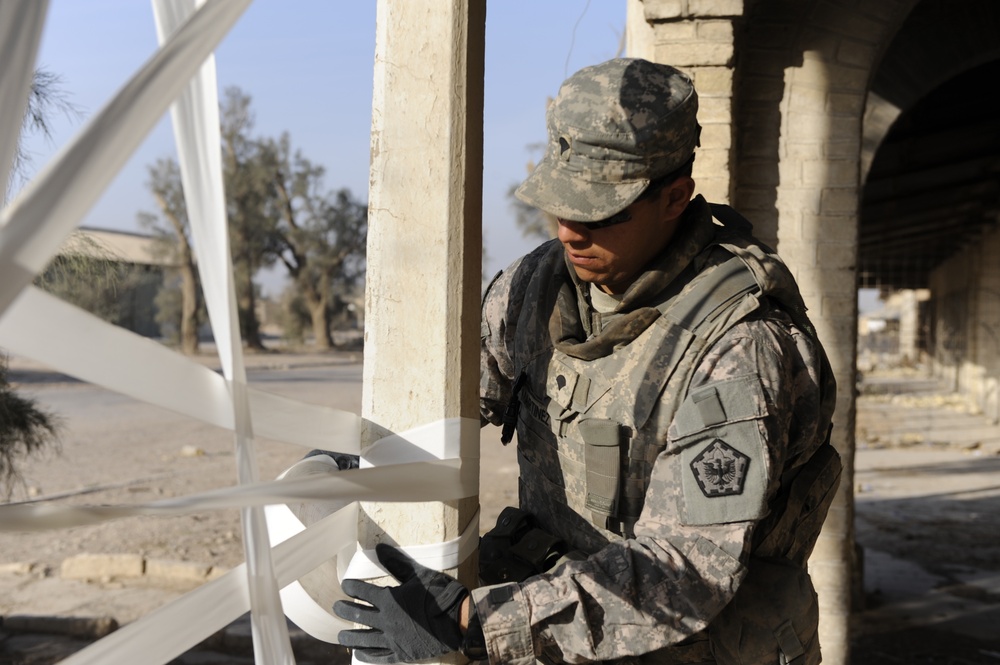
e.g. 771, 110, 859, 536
557, 177, 694, 294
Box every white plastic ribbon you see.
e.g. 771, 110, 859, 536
0, 1, 484, 661
152, 1, 289, 659
0, 459, 471, 531
0, 413, 478, 532
0, 286, 360, 451
0, 0, 252, 314
266, 503, 361, 642
56, 501, 359, 665
341, 509, 481, 580
0, 0, 48, 202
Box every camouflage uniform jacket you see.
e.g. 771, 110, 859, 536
475, 196, 836, 665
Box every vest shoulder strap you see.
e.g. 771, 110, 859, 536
709, 202, 754, 235
659, 256, 760, 335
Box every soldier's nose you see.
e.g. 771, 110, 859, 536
557, 218, 590, 243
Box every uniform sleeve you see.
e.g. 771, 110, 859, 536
480, 264, 519, 426
472, 309, 829, 664
480, 244, 556, 426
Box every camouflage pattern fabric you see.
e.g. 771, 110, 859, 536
515, 58, 701, 223
476, 197, 836, 665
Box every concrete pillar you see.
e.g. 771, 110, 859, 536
776, 55, 865, 665
361, 0, 485, 610
897, 290, 920, 362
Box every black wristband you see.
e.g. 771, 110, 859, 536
461, 602, 488, 662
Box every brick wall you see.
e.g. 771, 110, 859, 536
626, 0, 740, 203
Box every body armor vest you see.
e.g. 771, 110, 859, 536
497, 203, 839, 665
509, 205, 836, 560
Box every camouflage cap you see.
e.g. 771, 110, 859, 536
515, 58, 700, 223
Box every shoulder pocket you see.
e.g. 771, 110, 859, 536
671, 376, 770, 526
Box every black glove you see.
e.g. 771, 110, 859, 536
335, 543, 468, 663
303, 449, 360, 470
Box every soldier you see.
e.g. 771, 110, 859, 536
334, 58, 840, 665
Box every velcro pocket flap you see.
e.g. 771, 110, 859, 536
579, 419, 624, 517
671, 375, 768, 440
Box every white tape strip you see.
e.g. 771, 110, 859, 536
155, 0, 239, 377
0, 0, 252, 315
0, 0, 48, 202
359, 417, 480, 499
154, 0, 288, 651
0, 416, 479, 532
0, 461, 473, 531
361, 416, 480, 467
342, 508, 480, 580
251, 389, 360, 453
56, 502, 359, 665
0, 286, 361, 453
0, 461, 466, 531
265, 500, 357, 644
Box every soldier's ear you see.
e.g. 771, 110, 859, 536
662, 176, 695, 220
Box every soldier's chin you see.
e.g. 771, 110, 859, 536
571, 265, 608, 285
578, 271, 627, 295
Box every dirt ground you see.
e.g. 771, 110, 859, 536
849, 371, 1000, 664
2, 353, 1000, 663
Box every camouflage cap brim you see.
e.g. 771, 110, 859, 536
514, 159, 649, 223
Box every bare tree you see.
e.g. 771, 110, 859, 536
141, 87, 366, 352
221, 87, 279, 351
510, 136, 558, 241
264, 135, 367, 349
140, 158, 201, 354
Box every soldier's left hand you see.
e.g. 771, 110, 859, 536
334, 543, 468, 663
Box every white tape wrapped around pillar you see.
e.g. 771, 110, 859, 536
264, 439, 480, 644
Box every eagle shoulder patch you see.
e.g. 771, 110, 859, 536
690, 439, 750, 497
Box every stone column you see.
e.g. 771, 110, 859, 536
361, 0, 485, 623
777, 54, 868, 665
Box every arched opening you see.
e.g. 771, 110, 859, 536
860, 59, 1000, 291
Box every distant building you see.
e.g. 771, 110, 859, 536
53, 227, 172, 338
60, 227, 175, 267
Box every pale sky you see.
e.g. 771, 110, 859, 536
17, 1, 627, 296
